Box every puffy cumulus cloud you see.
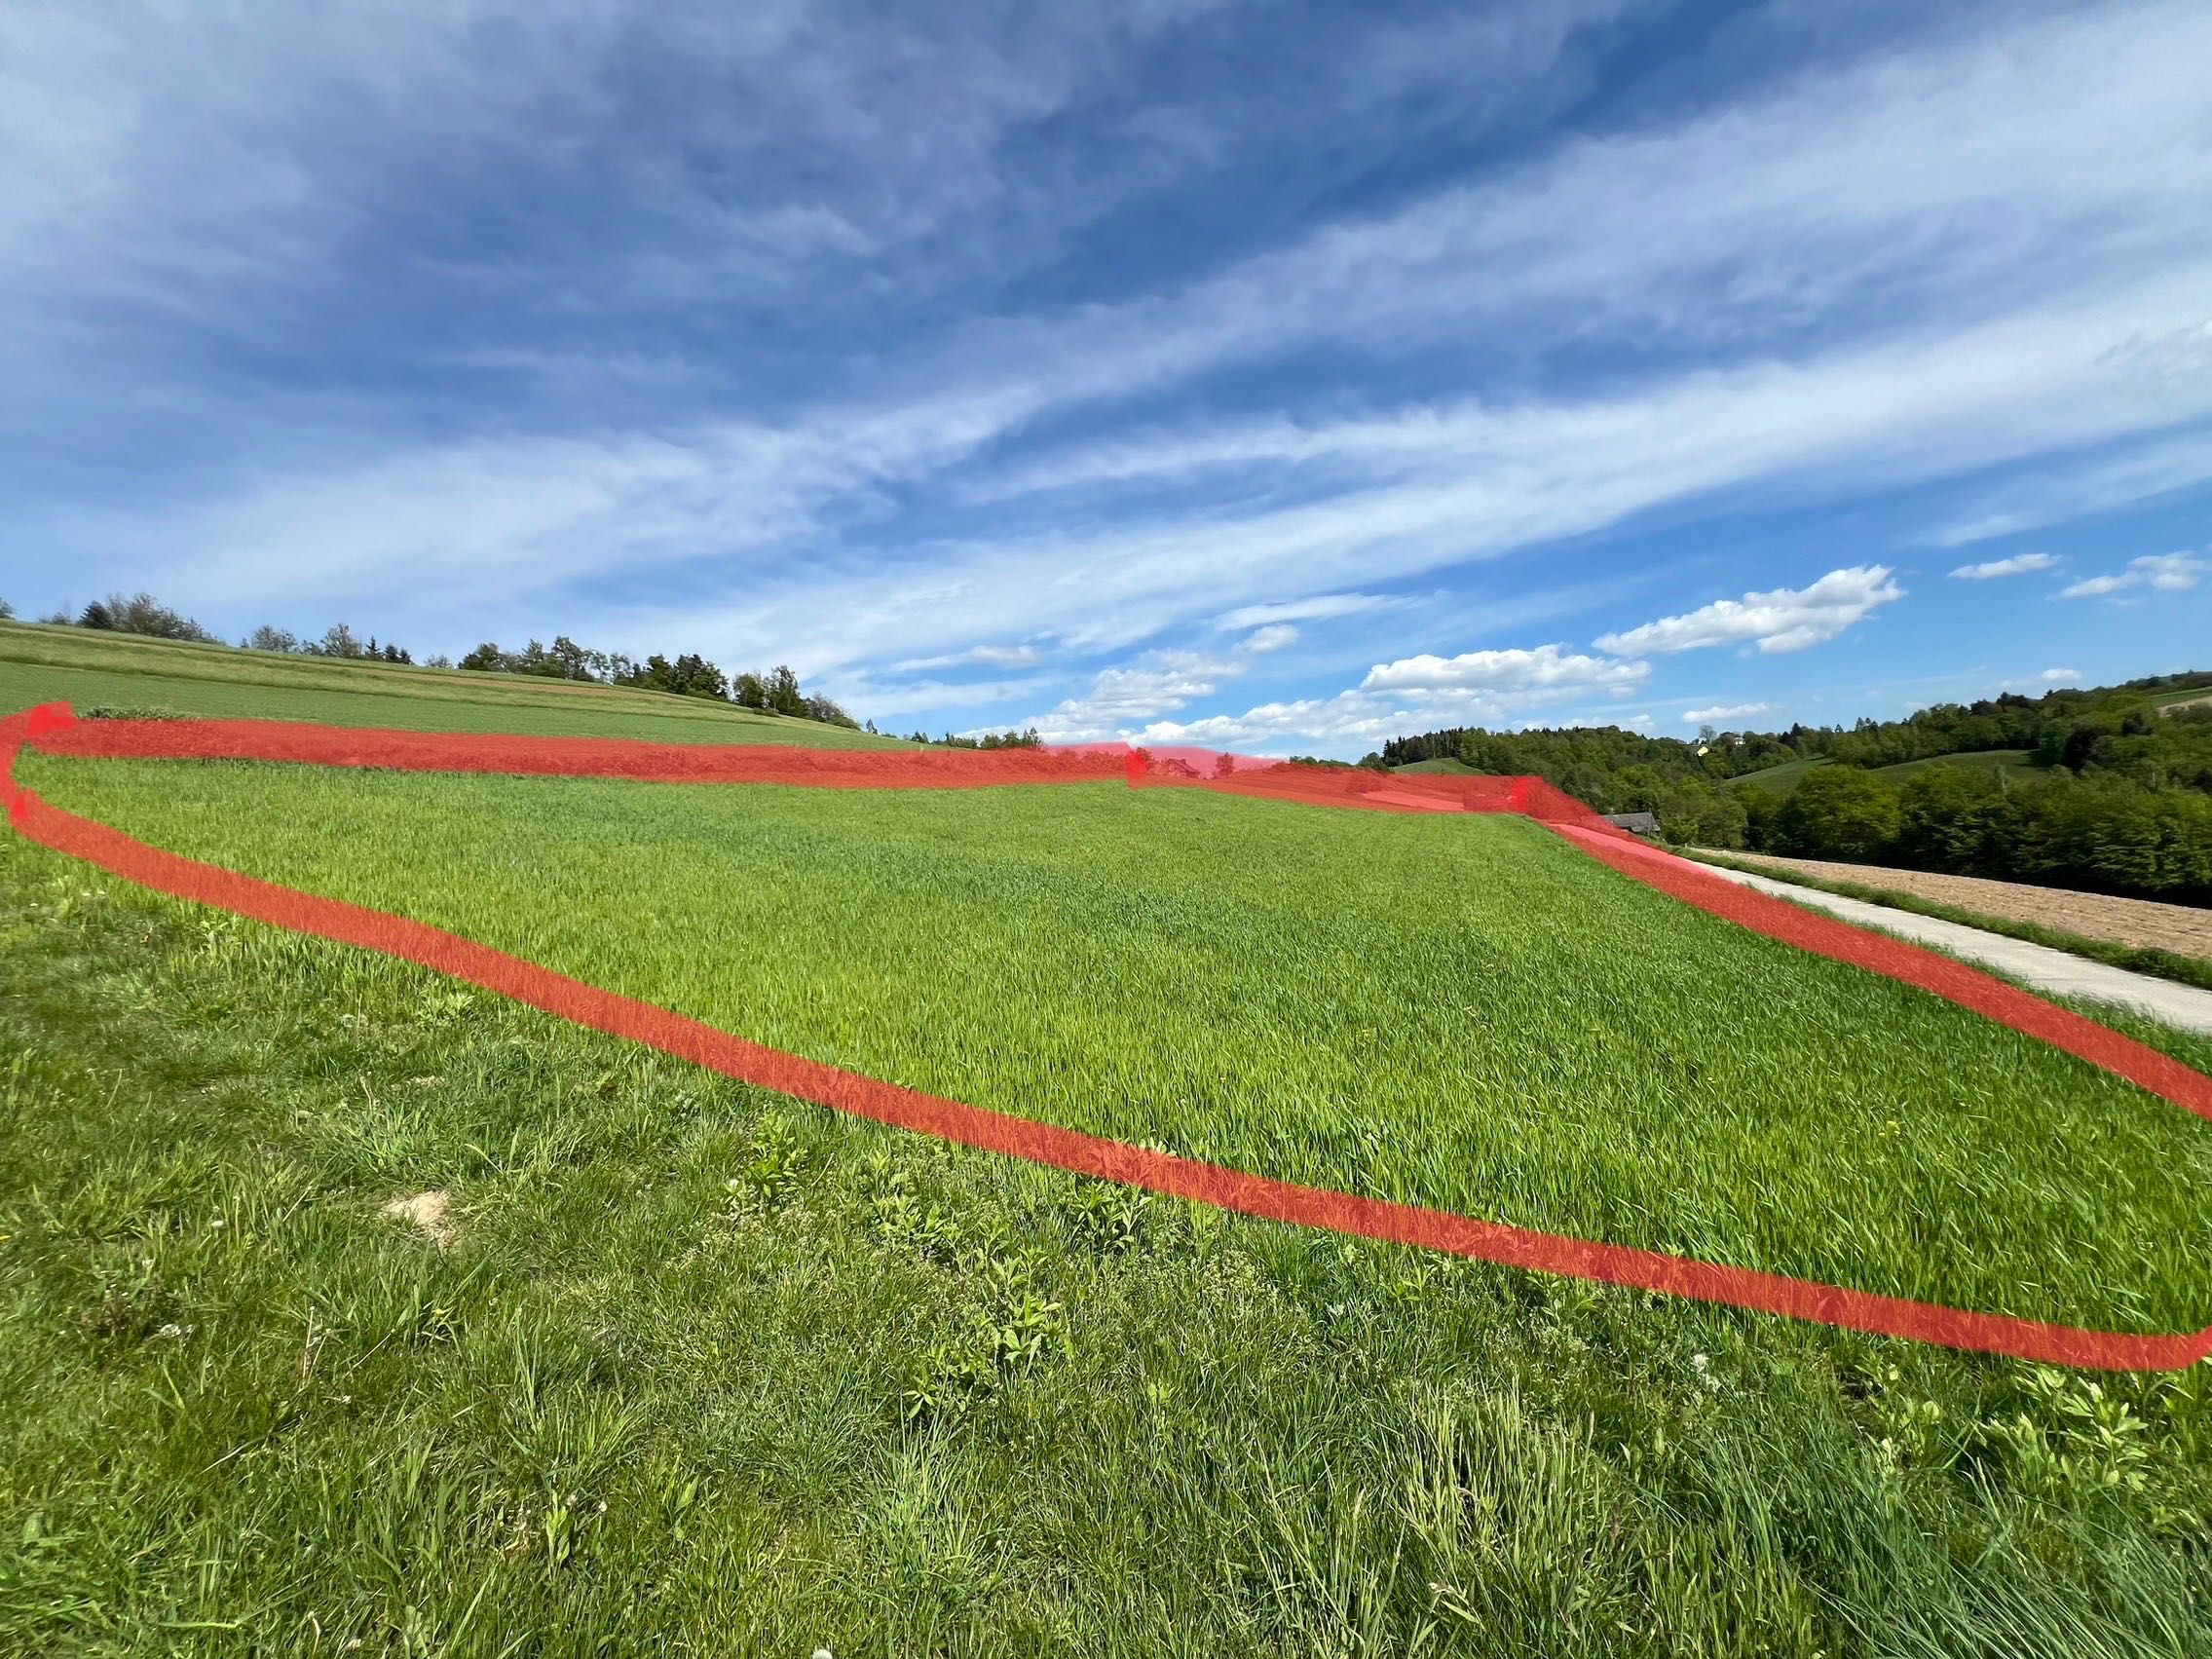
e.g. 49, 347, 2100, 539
1682, 701, 1772, 723
1594, 566, 1904, 657
1140, 694, 1408, 752
2058, 548, 2206, 598
2039, 667, 2081, 684
1949, 551, 2058, 580
1038, 653, 1226, 738
1359, 643, 1646, 695
1029, 619, 1329, 739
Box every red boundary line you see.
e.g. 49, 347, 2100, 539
7, 702, 2209, 1371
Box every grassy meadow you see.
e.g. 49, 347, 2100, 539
26, 755, 2212, 1334
0, 622, 902, 748
5, 664, 2212, 1654
1735, 750, 2047, 801
1870, 750, 2043, 788
1732, 755, 1835, 796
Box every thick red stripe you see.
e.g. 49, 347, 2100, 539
9, 703, 2209, 1370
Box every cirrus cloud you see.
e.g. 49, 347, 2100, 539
2057, 548, 2206, 599
1949, 551, 2058, 580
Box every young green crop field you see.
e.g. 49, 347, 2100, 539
24, 753, 2212, 1336
1870, 750, 2043, 787
1735, 749, 2043, 800
0, 622, 902, 748
6, 678, 2212, 1653
1727, 753, 1833, 796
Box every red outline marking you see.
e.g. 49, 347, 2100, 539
8, 703, 2209, 1370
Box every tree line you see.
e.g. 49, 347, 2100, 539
904, 728, 1044, 749
1743, 753, 2212, 903
456, 640, 859, 728
1374, 671, 2212, 903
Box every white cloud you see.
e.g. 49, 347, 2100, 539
891, 643, 1045, 671
1949, 551, 2058, 580
13, 0, 2212, 734
1032, 638, 1646, 749
1595, 566, 1904, 657
2039, 667, 2081, 684
825, 673, 1052, 722
1110, 642, 1648, 752
1682, 701, 1772, 724
1029, 621, 1313, 739
1215, 592, 1409, 629
2058, 549, 2207, 599
1046, 654, 1225, 734
998, 0, 2212, 415
1361, 643, 1645, 696
2100, 319, 2212, 378
1138, 694, 1405, 751
1933, 427, 2212, 547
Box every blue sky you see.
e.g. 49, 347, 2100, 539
2, 0, 2207, 754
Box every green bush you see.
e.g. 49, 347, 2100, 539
1777, 768, 1902, 862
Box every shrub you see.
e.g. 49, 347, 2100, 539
1778, 767, 1902, 862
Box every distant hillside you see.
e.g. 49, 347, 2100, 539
1377, 669, 2212, 903
1735, 748, 2043, 799
0, 622, 907, 749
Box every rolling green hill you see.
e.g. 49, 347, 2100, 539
1736, 748, 2046, 799
1728, 754, 1833, 795
0, 621, 901, 748
1872, 748, 2043, 786
1393, 755, 1476, 774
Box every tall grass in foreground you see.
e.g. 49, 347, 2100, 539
3, 804, 2211, 1654
28, 753, 2212, 1333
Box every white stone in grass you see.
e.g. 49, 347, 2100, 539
380, 1189, 455, 1248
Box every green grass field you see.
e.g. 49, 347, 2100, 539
2149, 686, 2212, 711
1393, 756, 1477, 774
0, 622, 901, 748
1735, 749, 2045, 799
26, 754, 2212, 1333
1728, 754, 1833, 795
7, 658, 2212, 1654
1870, 749, 2044, 787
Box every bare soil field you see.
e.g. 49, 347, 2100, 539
1712, 851, 2212, 959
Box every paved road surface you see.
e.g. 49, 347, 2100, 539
1693, 860, 2212, 1037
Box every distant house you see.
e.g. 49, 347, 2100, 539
1602, 811, 1661, 838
